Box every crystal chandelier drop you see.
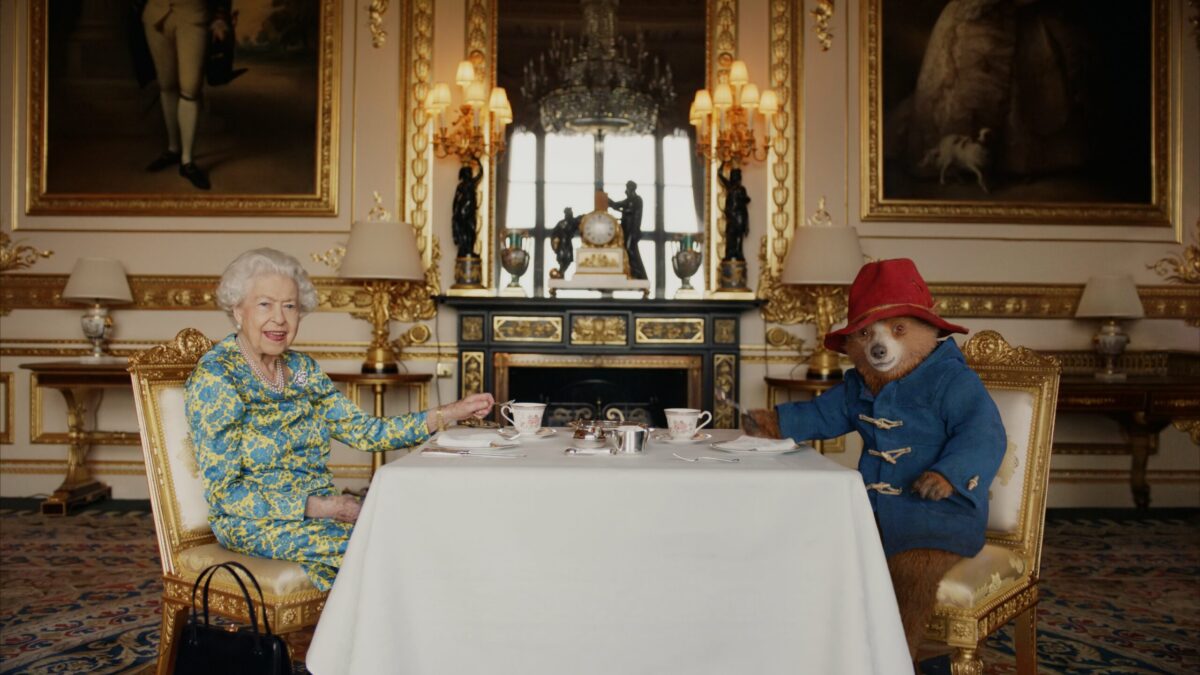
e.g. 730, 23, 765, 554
521, 0, 675, 135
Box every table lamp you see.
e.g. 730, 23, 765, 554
338, 221, 426, 374
780, 220, 863, 380
60, 257, 133, 359
1075, 275, 1144, 382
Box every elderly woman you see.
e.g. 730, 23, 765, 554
185, 248, 494, 590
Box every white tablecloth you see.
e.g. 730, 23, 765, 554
307, 430, 911, 675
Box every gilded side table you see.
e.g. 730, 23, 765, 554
20, 360, 134, 515
328, 372, 433, 477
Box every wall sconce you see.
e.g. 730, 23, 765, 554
338, 221, 427, 374
1075, 275, 1145, 381
779, 215, 863, 380
61, 257, 134, 360
689, 59, 778, 169
427, 60, 512, 164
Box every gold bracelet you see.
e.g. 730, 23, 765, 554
434, 407, 446, 432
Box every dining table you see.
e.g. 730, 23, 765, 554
306, 427, 912, 675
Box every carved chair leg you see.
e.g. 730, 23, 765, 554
156, 596, 189, 675
950, 645, 984, 675
1014, 604, 1038, 675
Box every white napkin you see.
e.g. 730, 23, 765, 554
433, 429, 506, 449
714, 435, 797, 452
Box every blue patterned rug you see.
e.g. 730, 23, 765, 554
0, 503, 1196, 674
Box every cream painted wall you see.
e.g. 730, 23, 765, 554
1, 0, 1197, 507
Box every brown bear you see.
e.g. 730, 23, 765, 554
747, 259, 1007, 662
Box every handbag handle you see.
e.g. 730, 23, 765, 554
189, 562, 261, 636
216, 561, 277, 636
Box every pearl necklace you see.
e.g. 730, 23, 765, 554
237, 335, 287, 394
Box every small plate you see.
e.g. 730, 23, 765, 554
651, 432, 712, 444
427, 440, 520, 452
709, 440, 800, 455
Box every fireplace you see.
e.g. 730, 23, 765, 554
441, 296, 756, 428
495, 353, 702, 427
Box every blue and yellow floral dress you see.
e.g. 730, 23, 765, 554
184, 334, 430, 590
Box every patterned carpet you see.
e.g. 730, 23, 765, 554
0, 503, 1196, 674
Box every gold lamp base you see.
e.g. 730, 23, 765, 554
358, 281, 402, 374
805, 347, 844, 381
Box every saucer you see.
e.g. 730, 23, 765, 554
652, 432, 712, 444
499, 426, 556, 439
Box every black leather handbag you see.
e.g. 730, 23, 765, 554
173, 561, 292, 675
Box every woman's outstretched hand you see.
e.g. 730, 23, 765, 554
306, 494, 362, 523
436, 393, 496, 427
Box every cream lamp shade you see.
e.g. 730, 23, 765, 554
780, 226, 864, 285
338, 221, 426, 281
1075, 275, 1144, 319
61, 257, 133, 305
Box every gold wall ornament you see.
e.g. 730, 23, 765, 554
765, 326, 805, 354
1147, 220, 1200, 284
368, 0, 389, 48
492, 316, 563, 343
26, 0, 340, 218
1174, 419, 1200, 445
0, 232, 53, 272
311, 245, 346, 271
0, 372, 13, 444
367, 191, 392, 221
634, 318, 705, 344
570, 316, 628, 346
811, 1, 834, 51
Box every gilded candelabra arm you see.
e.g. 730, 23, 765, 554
0, 232, 53, 272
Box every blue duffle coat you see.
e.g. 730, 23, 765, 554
776, 339, 1006, 559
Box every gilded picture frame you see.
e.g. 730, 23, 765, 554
26, 0, 340, 218
861, 0, 1172, 227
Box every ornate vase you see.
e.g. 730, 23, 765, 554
500, 247, 530, 297
671, 249, 702, 299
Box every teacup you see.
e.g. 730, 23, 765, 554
500, 402, 546, 437
664, 408, 713, 440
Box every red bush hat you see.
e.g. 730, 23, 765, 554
824, 258, 968, 354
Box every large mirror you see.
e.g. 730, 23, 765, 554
489, 0, 710, 299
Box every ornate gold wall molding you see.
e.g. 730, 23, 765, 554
493, 316, 563, 343
0, 233, 53, 272
0, 274, 435, 319
758, 0, 802, 284
713, 354, 737, 428
760, 281, 1200, 325
402, 0, 439, 288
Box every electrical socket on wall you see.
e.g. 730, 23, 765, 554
435, 363, 453, 378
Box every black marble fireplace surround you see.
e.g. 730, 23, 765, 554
440, 297, 758, 429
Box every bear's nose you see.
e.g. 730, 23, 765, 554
870, 343, 888, 360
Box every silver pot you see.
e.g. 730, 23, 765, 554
611, 424, 650, 454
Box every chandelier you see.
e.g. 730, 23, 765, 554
690, 60, 778, 168
520, 0, 675, 135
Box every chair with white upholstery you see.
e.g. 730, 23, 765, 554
922, 330, 1061, 674
129, 328, 326, 675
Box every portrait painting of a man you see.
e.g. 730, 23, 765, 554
29, 0, 336, 216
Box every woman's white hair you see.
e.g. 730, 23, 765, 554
216, 248, 319, 318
